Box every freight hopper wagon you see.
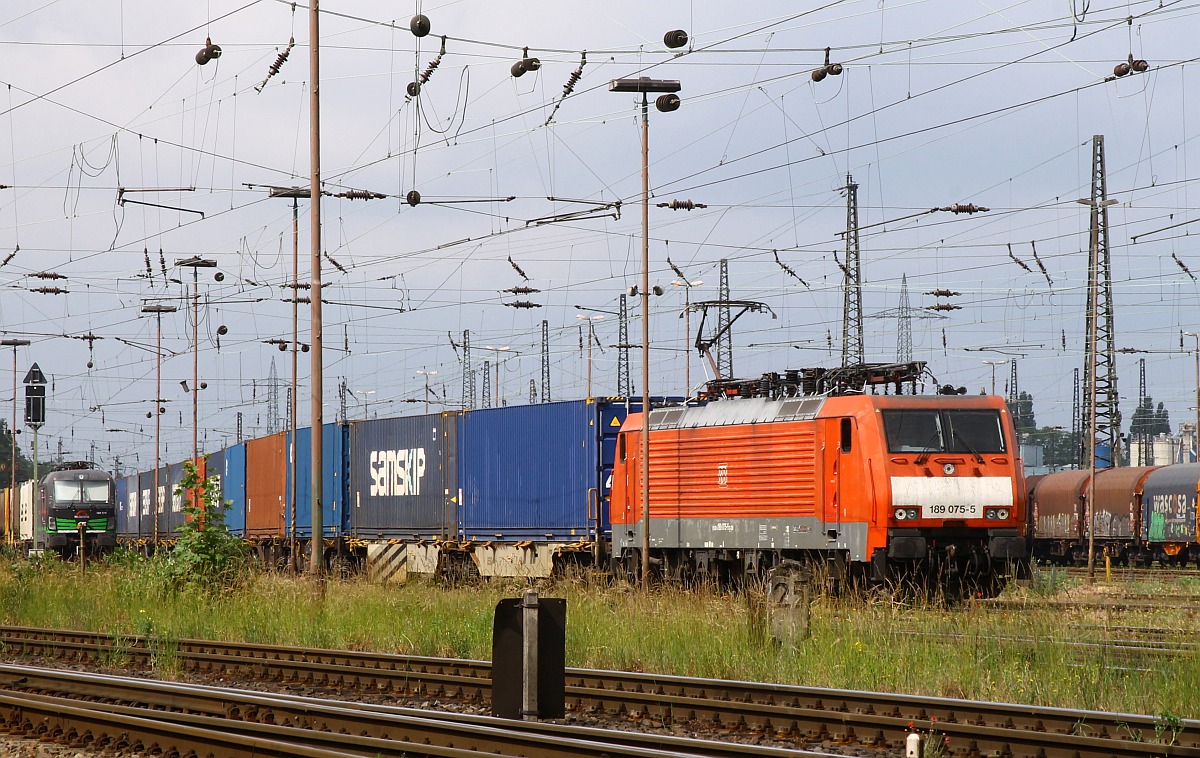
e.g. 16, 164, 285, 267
1141, 463, 1200, 567
1029, 466, 1159, 566
611, 381, 1028, 594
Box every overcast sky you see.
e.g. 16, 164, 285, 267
0, 0, 1197, 471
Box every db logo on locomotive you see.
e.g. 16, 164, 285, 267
717, 463, 729, 487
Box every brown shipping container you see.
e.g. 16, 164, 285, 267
1031, 470, 1089, 540
1091, 466, 1159, 539
245, 431, 287, 537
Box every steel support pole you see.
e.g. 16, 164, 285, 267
140, 304, 174, 548
31, 426, 38, 512
8, 346, 15, 544
639, 92, 651, 587
192, 269, 200, 509
309, 0, 325, 576
1086, 205, 1099, 583
683, 286, 690, 396
290, 198, 299, 571
155, 313, 162, 545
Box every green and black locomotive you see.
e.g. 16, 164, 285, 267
34, 462, 116, 557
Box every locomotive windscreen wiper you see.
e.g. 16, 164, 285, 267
952, 429, 985, 464
914, 430, 943, 465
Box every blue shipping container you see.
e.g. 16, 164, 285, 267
138, 469, 164, 541
115, 476, 131, 537
457, 399, 629, 542
288, 423, 347, 538
215, 444, 247, 537
348, 413, 457, 539
161, 462, 185, 539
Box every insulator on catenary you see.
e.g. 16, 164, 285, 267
511, 47, 541, 78
936, 203, 989, 214
656, 199, 706, 211
926, 303, 961, 311
925, 289, 960, 297
324, 253, 348, 274
1007, 243, 1032, 273
1030, 241, 1053, 287
195, 37, 221, 66
406, 37, 446, 101
30, 287, 68, 294
504, 286, 541, 294
543, 52, 586, 127
508, 256, 530, 281
664, 29, 688, 49
333, 189, 385, 200
1113, 54, 1149, 77
506, 300, 542, 309
1, 245, 18, 266
1171, 254, 1190, 281
773, 250, 808, 288
31, 271, 66, 279
255, 37, 295, 93
811, 47, 843, 82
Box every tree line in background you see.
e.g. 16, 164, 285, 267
1010, 391, 1174, 469
0, 420, 34, 484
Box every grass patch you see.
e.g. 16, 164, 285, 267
0, 556, 1197, 718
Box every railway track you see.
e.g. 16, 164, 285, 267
979, 598, 1200, 612
1058, 566, 1200, 582
0, 625, 1197, 758
0, 663, 816, 758
893, 628, 1200, 658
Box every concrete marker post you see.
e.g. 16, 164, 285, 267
521, 589, 539, 720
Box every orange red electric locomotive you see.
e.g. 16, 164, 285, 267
611, 363, 1029, 594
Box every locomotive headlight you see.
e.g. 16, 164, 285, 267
996, 508, 1009, 520
894, 507, 919, 521
984, 508, 1010, 520
894, 508, 907, 520
985, 508, 996, 520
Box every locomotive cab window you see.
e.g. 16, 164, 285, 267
618, 432, 626, 462
945, 410, 1005, 453
840, 418, 853, 453
53, 481, 111, 503
882, 409, 1006, 454
883, 410, 942, 453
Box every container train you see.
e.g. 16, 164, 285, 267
1, 462, 117, 557
0, 361, 1033, 594
1029, 463, 1200, 567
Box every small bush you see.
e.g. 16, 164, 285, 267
158, 460, 247, 594
1026, 561, 1069, 597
